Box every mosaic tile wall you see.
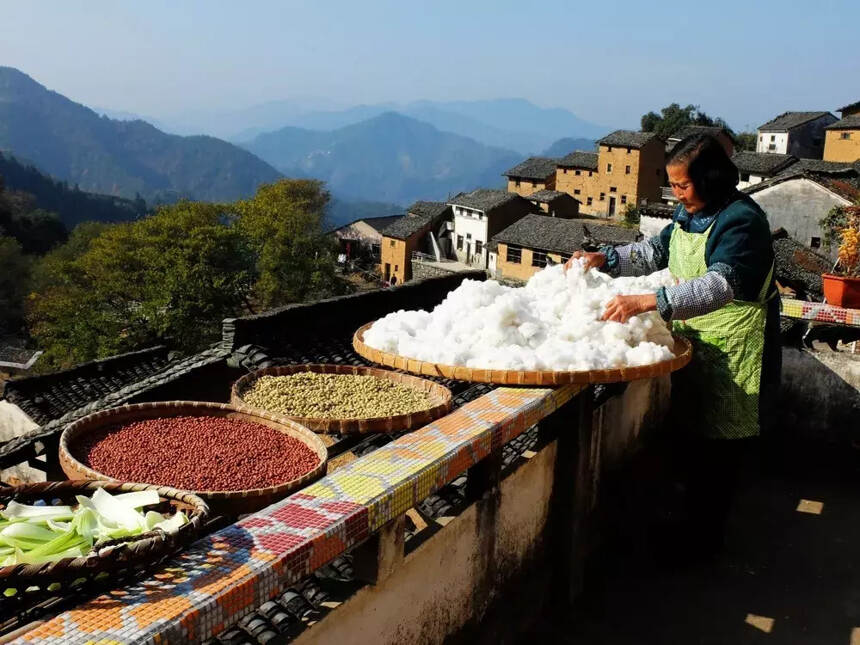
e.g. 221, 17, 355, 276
15, 385, 581, 644
781, 298, 860, 328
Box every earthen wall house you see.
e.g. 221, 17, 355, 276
503, 157, 558, 197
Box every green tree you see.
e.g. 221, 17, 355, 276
641, 103, 733, 139
28, 203, 254, 370
235, 178, 345, 308
734, 132, 757, 152
0, 236, 31, 335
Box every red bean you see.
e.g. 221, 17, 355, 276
74, 416, 320, 491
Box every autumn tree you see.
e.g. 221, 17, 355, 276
234, 178, 345, 309
28, 203, 253, 370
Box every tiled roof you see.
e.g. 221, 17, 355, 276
490, 214, 638, 255
527, 189, 573, 203
448, 188, 524, 212
732, 151, 798, 175
598, 130, 661, 149
825, 116, 860, 130
743, 161, 860, 201
772, 229, 831, 299
836, 100, 860, 114
787, 158, 855, 174
638, 202, 676, 219
503, 157, 558, 180
757, 111, 834, 132
2, 346, 176, 425
557, 151, 599, 170
381, 202, 451, 240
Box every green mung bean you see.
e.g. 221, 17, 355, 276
241, 373, 433, 418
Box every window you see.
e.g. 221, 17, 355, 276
457, 235, 463, 251
605, 145, 612, 152
607, 163, 613, 173
563, 168, 568, 174
841, 132, 852, 140
770, 135, 776, 142
768, 144, 776, 151
740, 172, 750, 182
575, 170, 581, 176
574, 189, 581, 195
811, 237, 821, 249
466, 233, 472, 240
389, 239, 395, 247
532, 251, 548, 267
587, 197, 593, 206
599, 192, 605, 201
588, 171, 593, 177
506, 246, 522, 263
475, 241, 483, 255
621, 195, 627, 204
759, 135, 763, 142
609, 186, 616, 193
515, 179, 521, 187
394, 265, 398, 272
625, 165, 631, 174
626, 147, 631, 154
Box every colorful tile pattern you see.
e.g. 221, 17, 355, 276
781, 298, 860, 328
15, 385, 581, 645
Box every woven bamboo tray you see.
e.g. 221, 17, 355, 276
59, 401, 328, 516
353, 322, 693, 385
0, 480, 208, 593
231, 364, 453, 434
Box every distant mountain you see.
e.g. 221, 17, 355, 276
541, 137, 597, 157
158, 98, 609, 155
0, 67, 282, 203
0, 151, 146, 229
244, 112, 522, 205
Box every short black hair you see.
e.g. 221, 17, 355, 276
666, 133, 739, 207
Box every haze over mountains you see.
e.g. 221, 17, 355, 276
0, 66, 606, 226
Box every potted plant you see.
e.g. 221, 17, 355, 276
821, 205, 860, 308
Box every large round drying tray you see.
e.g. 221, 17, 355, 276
231, 364, 453, 434
353, 322, 692, 385
59, 401, 328, 516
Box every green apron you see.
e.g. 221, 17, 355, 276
668, 222, 774, 439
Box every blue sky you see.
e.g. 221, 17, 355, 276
1, 0, 858, 132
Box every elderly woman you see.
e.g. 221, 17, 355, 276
568, 133, 780, 557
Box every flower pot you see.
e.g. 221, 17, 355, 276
822, 274, 860, 309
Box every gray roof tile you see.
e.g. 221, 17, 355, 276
598, 130, 661, 149
732, 151, 798, 175
503, 157, 558, 180
757, 111, 834, 132
825, 116, 860, 130
381, 202, 451, 240
557, 151, 599, 169
527, 189, 573, 203
448, 188, 525, 212
490, 213, 638, 255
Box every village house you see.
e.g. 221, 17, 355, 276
526, 189, 580, 218
448, 189, 535, 270
744, 159, 860, 257
637, 201, 675, 237
378, 201, 453, 285
549, 131, 665, 218
331, 214, 405, 262
487, 213, 639, 281
823, 100, 860, 163
756, 111, 837, 158
555, 151, 599, 208
732, 151, 799, 189
503, 157, 558, 197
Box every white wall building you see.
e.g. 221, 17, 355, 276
756, 111, 838, 158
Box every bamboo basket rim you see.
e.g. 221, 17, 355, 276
59, 401, 328, 499
353, 322, 693, 385
231, 363, 453, 434
0, 480, 208, 584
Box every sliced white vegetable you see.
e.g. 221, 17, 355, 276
1, 501, 74, 521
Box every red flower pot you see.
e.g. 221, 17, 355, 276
822, 274, 860, 309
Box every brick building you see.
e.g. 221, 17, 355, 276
503, 157, 558, 196
379, 201, 452, 285
823, 100, 860, 163
487, 214, 639, 281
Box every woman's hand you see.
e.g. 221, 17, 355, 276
601, 294, 658, 323
564, 251, 606, 273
